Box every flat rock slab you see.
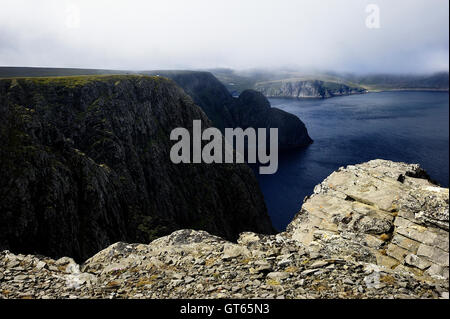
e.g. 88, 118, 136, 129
286, 160, 449, 280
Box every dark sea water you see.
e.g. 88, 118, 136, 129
255, 91, 449, 232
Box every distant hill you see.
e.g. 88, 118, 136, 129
4, 67, 446, 96
208, 68, 449, 97
254, 78, 366, 99
341, 72, 449, 91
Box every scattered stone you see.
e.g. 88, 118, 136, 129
254, 261, 272, 273
310, 260, 329, 269
301, 269, 318, 276
35, 261, 46, 270
277, 259, 291, 268
0, 161, 448, 299
266, 272, 290, 281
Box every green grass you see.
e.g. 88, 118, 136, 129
0, 66, 133, 78
9, 74, 159, 87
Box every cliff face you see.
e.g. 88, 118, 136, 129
144, 71, 235, 132
0, 160, 448, 299
0, 75, 274, 262
229, 90, 313, 149
145, 71, 313, 149
254, 80, 366, 99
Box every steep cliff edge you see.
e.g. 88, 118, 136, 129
144, 71, 313, 149
254, 79, 366, 99
287, 160, 449, 279
1, 160, 447, 299
0, 75, 274, 262
143, 71, 235, 132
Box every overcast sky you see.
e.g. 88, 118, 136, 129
0, 0, 448, 73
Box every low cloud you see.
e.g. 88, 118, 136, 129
0, 0, 448, 73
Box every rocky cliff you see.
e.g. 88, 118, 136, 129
143, 71, 235, 132
1, 160, 448, 299
0, 75, 274, 262
254, 79, 366, 99
287, 160, 449, 280
229, 90, 313, 150
145, 71, 313, 149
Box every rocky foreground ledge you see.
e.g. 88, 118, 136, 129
1, 160, 448, 299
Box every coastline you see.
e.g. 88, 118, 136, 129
261, 88, 448, 100
365, 88, 449, 93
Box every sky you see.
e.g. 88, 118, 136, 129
0, 0, 448, 74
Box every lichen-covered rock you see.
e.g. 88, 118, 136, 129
0, 161, 448, 299
0, 228, 447, 299
286, 159, 449, 280
0, 75, 274, 262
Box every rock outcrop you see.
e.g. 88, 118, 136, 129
145, 71, 313, 149
229, 90, 313, 150
0, 75, 274, 262
287, 160, 449, 280
1, 160, 448, 299
255, 79, 366, 99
